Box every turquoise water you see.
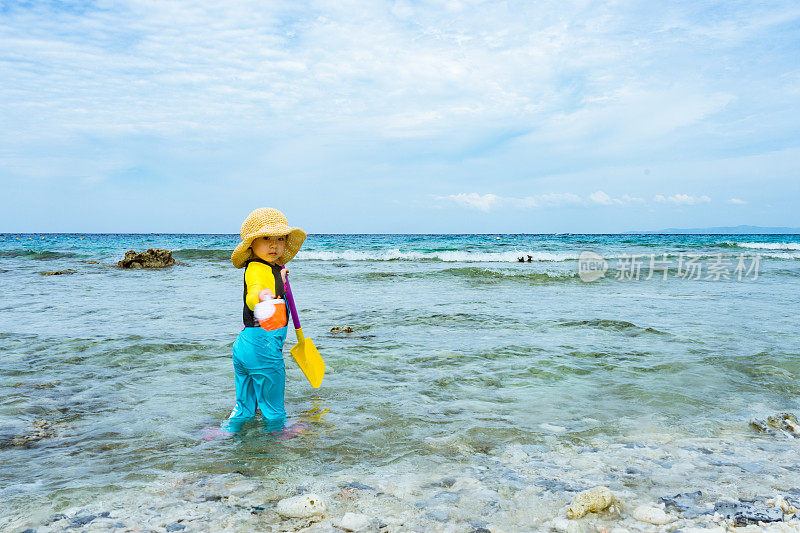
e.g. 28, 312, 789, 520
1, 233, 799, 527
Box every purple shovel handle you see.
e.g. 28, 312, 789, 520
282, 269, 301, 330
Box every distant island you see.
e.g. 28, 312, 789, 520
626, 225, 800, 234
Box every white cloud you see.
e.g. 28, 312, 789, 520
584, 191, 644, 206
439, 191, 644, 210
1, 0, 795, 148
589, 191, 615, 205
654, 194, 712, 205
727, 198, 747, 205
440, 193, 501, 211
621, 194, 646, 204
522, 193, 583, 208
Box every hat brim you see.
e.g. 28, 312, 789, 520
231, 226, 307, 268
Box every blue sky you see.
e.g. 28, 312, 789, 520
1, 0, 799, 233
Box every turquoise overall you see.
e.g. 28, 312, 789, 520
224, 325, 288, 432
223, 259, 290, 432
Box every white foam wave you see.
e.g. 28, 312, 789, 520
296, 249, 577, 262
732, 242, 800, 250
296, 248, 800, 263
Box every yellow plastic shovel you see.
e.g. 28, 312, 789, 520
283, 273, 325, 388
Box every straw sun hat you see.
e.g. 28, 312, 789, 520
231, 208, 307, 268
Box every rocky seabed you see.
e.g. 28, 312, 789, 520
8, 432, 800, 533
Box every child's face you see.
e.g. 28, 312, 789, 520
251, 235, 286, 262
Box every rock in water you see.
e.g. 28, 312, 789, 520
118, 249, 176, 268
632, 505, 673, 525
70, 515, 97, 527
659, 490, 705, 518
660, 490, 702, 511
42, 269, 77, 276
769, 495, 799, 515
550, 517, 593, 533
275, 493, 326, 518
768, 412, 800, 435
336, 512, 373, 531
12, 419, 57, 447
750, 412, 800, 437
566, 486, 615, 519
714, 501, 783, 525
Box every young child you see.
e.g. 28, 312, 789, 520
224, 207, 306, 432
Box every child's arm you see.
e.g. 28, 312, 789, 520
244, 262, 276, 310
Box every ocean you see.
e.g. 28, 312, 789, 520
1, 233, 799, 531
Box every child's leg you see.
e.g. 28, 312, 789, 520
250, 365, 287, 426
223, 332, 259, 432
224, 370, 257, 432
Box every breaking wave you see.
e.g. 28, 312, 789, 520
296, 249, 578, 262
361, 268, 579, 283
433, 267, 580, 283
168, 248, 579, 263
726, 242, 800, 251
296, 249, 800, 263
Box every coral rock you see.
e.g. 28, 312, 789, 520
118, 249, 176, 268
276, 493, 326, 518
566, 486, 615, 519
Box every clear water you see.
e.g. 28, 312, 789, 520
1, 233, 799, 526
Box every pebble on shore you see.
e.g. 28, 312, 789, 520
335, 512, 374, 531
632, 505, 674, 525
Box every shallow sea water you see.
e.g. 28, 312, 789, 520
1, 233, 799, 531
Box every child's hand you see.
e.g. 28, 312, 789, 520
280, 268, 289, 284
258, 289, 274, 302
